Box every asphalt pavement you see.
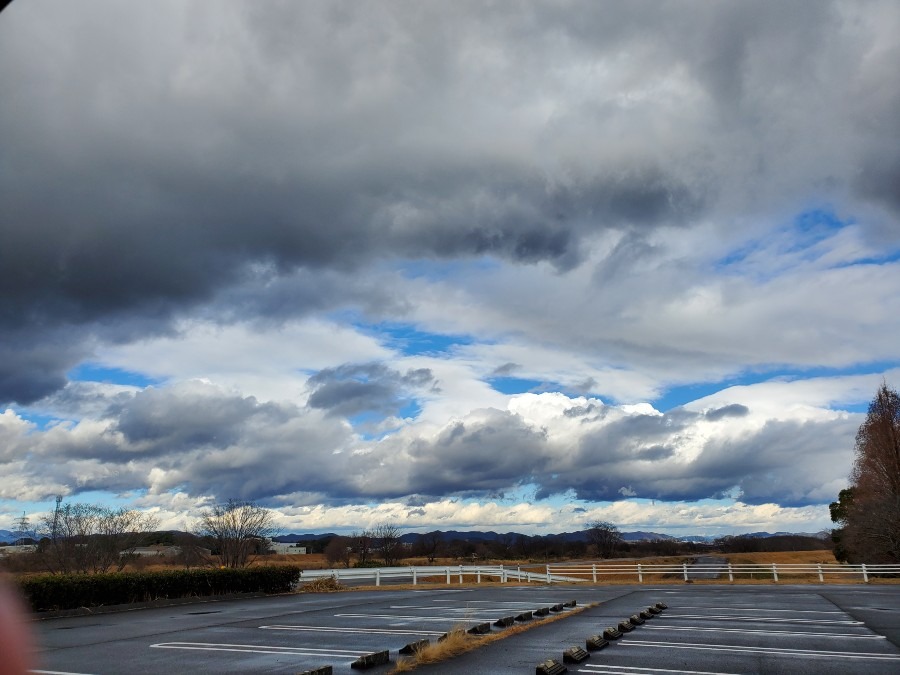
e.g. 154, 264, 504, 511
30, 583, 900, 675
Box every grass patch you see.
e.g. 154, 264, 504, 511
390, 603, 594, 673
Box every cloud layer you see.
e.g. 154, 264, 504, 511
1, 1, 898, 534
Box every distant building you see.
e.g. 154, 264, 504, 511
0, 544, 38, 557
270, 542, 307, 555
127, 545, 182, 557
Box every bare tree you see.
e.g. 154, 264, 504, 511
832, 383, 900, 563
586, 520, 622, 559
416, 531, 443, 563
173, 530, 210, 569
351, 529, 374, 566
374, 522, 403, 565
196, 499, 277, 568
325, 535, 352, 568
38, 501, 159, 574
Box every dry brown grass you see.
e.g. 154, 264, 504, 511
722, 550, 837, 565
298, 575, 344, 593
389, 604, 593, 673
534, 555, 697, 584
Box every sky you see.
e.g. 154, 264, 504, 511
1, 0, 899, 538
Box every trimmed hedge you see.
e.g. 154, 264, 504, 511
18, 565, 302, 612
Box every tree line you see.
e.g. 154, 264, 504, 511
2, 498, 277, 574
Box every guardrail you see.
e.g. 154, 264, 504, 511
298, 565, 581, 586
545, 562, 900, 583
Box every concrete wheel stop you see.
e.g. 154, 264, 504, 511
350, 650, 390, 669
535, 659, 567, 674
585, 635, 609, 651
617, 619, 635, 632
563, 646, 590, 663
399, 639, 429, 655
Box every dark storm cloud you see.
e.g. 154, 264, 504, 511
12, 380, 358, 501
3, 379, 859, 507
554, 412, 858, 505
404, 410, 551, 495
1, 0, 898, 405
704, 404, 750, 421
347, 402, 858, 507
110, 386, 277, 452
491, 363, 521, 377
307, 363, 434, 418
0, 331, 88, 404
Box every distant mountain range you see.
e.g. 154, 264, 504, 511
0, 527, 828, 544
271, 529, 829, 544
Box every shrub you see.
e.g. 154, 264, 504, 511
18, 565, 301, 612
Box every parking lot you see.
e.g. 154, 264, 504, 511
31, 584, 900, 674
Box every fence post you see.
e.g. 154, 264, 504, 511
459, 565, 463, 584
376, 569, 381, 586
728, 563, 733, 582
683, 563, 688, 581
817, 564, 823, 583
446, 567, 451, 584
413, 567, 417, 585
477, 568, 481, 584
638, 563, 643, 583
592, 564, 597, 583
772, 563, 778, 582
502, 568, 507, 583
546, 565, 551, 584
862, 564, 868, 583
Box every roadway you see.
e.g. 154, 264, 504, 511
30, 583, 900, 674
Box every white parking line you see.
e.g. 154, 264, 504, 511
673, 606, 844, 614
640, 625, 884, 639
621, 640, 900, 660
578, 665, 740, 675
664, 613, 862, 624
390, 604, 539, 614
150, 642, 368, 658
334, 612, 496, 622
435, 600, 557, 607
260, 624, 445, 636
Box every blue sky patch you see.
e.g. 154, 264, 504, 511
488, 376, 548, 395
653, 361, 897, 413
68, 363, 159, 388
359, 320, 476, 356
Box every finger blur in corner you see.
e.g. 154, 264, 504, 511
0, 575, 34, 675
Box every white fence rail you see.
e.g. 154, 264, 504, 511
546, 562, 900, 583
298, 565, 579, 586
297, 562, 900, 586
